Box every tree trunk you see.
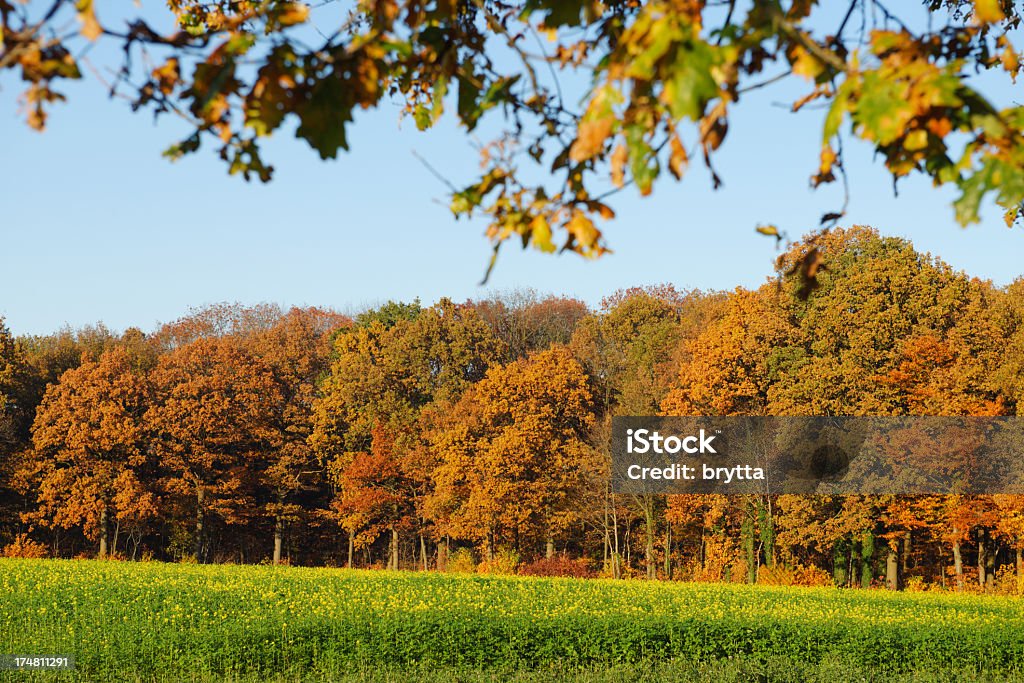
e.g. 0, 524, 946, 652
347, 532, 354, 569
758, 499, 774, 568
420, 534, 428, 571
832, 539, 848, 587
952, 536, 964, 590
438, 536, 449, 572
603, 488, 610, 568
195, 487, 206, 564
985, 535, 996, 592
978, 530, 987, 588
901, 531, 911, 578
1016, 546, 1023, 579
98, 506, 109, 558
742, 514, 756, 584
664, 524, 673, 580
273, 515, 283, 565
639, 495, 656, 580
885, 544, 898, 590
860, 531, 874, 588
389, 528, 400, 570
546, 535, 555, 559
611, 499, 621, 579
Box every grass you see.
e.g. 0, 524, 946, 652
2, 559, 1023, 682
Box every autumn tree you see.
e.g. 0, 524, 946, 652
571, 285, 721, 578
768, 227, 1008, 586
146, 337, 284, 563
332, 426, 418, 570
662, 286, 792, 417
472, 290, 589, 362
659, 287, 792, 582
0, 318, 23, 452
246, 307, 348, 564
0, 318, 32, 546
995, 279, 1024, 411
428, 346, 597, 560
353, 300, 422, 329
312, 298, 504, 567
152, 302, 285, 352
29, 347, 155, 557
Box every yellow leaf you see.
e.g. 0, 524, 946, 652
904, 129, 928, 152
570, 86, 618, 162
153, 58, 180, 96
278, 3, 310, 27
610, 144, 627, 188
1002, 46, 1019, 78
566, 212, 599, 250
819, 144, 836, 174
756, 224, 780, 237
789, 44, 824, 81
530, 215, 555, 253
668, 135, 689, 180
570, 116, 613, 162
76, 0, 102, 41
973, 0, 1006, 23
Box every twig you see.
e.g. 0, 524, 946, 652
411, 149, 458, 193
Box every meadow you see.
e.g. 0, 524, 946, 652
2, 559, 1024, 682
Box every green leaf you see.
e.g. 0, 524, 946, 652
162, 132, 201, 161
954, 169, 989, 225
295, 76, 352, 159
457, 75, 481, 131
661, 41, 717, 121
853, 71, 910, 145
626, 124, 658, 195
823, 80, 853, 142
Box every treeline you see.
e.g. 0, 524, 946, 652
3, 226, 1024, 591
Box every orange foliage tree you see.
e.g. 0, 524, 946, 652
146, 338, 283, 563
428, 346, 597, 561
30, 347, 155, 557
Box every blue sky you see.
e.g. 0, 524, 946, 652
2, 4, 1022, 336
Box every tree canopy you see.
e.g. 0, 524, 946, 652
4, 1, 1023, 278
3, 230, 1024, 590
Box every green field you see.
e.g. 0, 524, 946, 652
2, 559, 1024, 682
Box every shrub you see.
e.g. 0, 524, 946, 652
991, 565, 1023, 596
445, 548, 476, 574
519, 555, 596, 578
477, 549, 519, 575
2, 534, 48, 559
756, 563, 833, 588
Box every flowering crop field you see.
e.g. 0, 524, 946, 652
2, 559, 1024, 681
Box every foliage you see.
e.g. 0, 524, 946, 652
476, 548, 520, 575
519, 556, 597, 579
146, 337, 285, 562
444, 547, 477, 574
427, 345, 597, 554
0, 534, 48, 558
472, 290, 590, 362
754, 563, 833, 588
29, 347, 155, 554
4, 228, 1024, 587
4, 2, 1024, 277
